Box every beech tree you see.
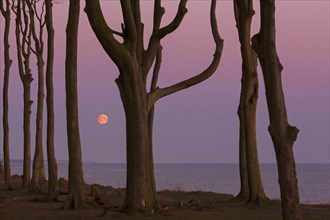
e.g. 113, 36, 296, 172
0, 0, 13, 190
45, 0, 58, 200
252, 0, 302, 219
233, 0, 267, 204
12, 0, 33, 188
27, 0, 47, 191
85, 0, 223, 214
64, 0, 85, 209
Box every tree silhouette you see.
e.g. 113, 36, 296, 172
252, 0, 302, 219
85, 0, 223, 214
64, 0, 85, 209
12, 0, 33, 188
45, 0, 58, 200
233, 0, 268, 204
26, 0, 47, 192
0, 0, 13, 190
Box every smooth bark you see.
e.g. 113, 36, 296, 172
233, 0, 267, 204
64, 0, 85, 209
0, 0, 13, 190
85, 0, 223, 214
45, 0, 58, 200
252, 0, 302, 219
13, 0, 33, 188
27, 0, 46, 191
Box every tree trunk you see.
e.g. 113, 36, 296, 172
23, 79, 33, 188
64, 0, 85, 209
28, 0, 46, 192
116, 65, 157, 214
13, 0, 33, 188
146, 45, 162, 202
45, 0, 58, 200
1, 0, 13, 190
85, 0, 222, 215
252, 0, 302, 219
234, 0, 267, 204
31, 54, 46, 191
236, 104, 249, 200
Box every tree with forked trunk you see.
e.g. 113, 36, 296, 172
26, 0, 47, 192
251, 0, 302, 219
0, 0, 13, 190
64, 0, 85, 209
233, 0, 268, 204
12, 0, 34, 188
45, 0, 58, 200
85, 0, 223, 214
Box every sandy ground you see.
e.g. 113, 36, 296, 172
0, 175, 329, 220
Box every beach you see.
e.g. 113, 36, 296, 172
0, 175, 329, 220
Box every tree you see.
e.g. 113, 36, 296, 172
85, 0, 223, 214
12, 0, 34, 188
251, 0, 302, 219
27, 0, 46, 192
233, 0, 267, 204
64, 0, 85, 209
45, 0, 58, 200
0, 0, 13, 190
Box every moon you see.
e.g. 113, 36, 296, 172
97, 114, 108, 125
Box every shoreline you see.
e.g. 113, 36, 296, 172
0, 175, 329, 220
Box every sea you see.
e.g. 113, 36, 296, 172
10, 162, 330, 205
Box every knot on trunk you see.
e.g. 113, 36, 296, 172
251, 34, 261, 56
287, 125, 299, 145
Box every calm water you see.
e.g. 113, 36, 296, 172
10, 163, 329, 205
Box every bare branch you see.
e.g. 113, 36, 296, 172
40, 1, 45, 21
233, 0, 240, 28
153, 0, 164, 32
132, 0, 141, 28
120, 0, 137, 49
147, 0, 223, 111
132, 0, 144, 64
85, 0, 126, 67
11, 0, 17, 15
14, 0, 25, 81
149, 45, 162, 93
110, 28, 124, 38
158, 0, 187, 39
0, 0, 5, 16
143, 0, 187, 77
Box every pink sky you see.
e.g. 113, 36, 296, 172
0, 1, 329, 163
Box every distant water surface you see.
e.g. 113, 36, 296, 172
10, 163, 329, 205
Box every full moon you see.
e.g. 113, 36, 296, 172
97, 114, 108, 125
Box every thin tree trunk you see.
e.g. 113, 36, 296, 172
64, 0, 85, 209
147, 45, 162, 201
13, 0, 34, 189
234, 0, 267, 204
31, 54, 46, 191
252, 0, 302, 219
28, 0, 46, 192
236, 104, 249, 200
23, 81, 33, 188
0, 0, 13, 190
45, 0, 58, 200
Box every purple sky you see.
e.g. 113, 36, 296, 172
0, 1, 329, 163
